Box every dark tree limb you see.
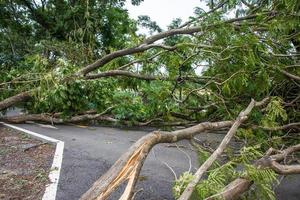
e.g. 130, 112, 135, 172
84, 70, 214, 84
77, 44, 177, 75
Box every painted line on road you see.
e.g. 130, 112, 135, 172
0, 122, 64, 200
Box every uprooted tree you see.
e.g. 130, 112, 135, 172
0, 0, 299, 199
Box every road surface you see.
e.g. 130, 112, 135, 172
6, 123, 300, 200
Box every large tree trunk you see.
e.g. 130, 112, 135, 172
0, 113, 118, 124
0, 91, 31, 111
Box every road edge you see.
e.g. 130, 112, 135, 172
0, 122, 64, 200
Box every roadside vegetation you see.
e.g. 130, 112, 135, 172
0, 0, 299, 199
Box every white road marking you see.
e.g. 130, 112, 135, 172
0, 122, 64, 200
42, 140, 64, 200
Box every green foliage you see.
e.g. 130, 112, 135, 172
262, 97, 288, 127
173, 145, 278, 199
137, 15, 162, 34
112, 90, 145, 121
196, 162, 236, 199
0, 0, 138, 68
2, 0, 298, 128
173, 172, 194, 199
1, 0, 298, 198
243, 166, 278, 200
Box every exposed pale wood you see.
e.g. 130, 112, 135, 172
80, 98, 269, 200
205, 178, 252, 200
268, 160, 300, 174
80, 120, 234, 200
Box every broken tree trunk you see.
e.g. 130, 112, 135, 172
80, 98, 268, 200
80, 120, 234, 200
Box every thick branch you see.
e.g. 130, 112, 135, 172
80, 98, 268, 200
142, 14, 258, 45
80, 120, 234, 200
0, 113, 118, 124
78, 44, 176, 75
0, 91, 32, 111
205, 143, 300, 200
267, 160, 300, 174
77, 14, 260, 75
84, 70, 213, 83
178, 98, 269, 200
84, 70, 168, 81
279, 69, 300, 81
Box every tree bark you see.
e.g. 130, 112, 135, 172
84, 70, 169, 81
0, 113, 118, 124
205, 144, 300, 200
77, 14, 260, 75
80, 120, 234, 200
178, 98, 268, 200
0, 91, 31, 111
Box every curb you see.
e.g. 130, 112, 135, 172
0, 122, 64, 200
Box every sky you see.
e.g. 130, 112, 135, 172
124, 0, 210, 75
125, 0, 208, 30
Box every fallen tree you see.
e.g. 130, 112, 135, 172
1, 0, 299, 199
177, 98, 269, 200
0, 91, 32, 111
79, 98, 269, 200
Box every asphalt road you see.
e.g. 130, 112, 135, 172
10, 123, 300, 200
13, 124, 201, 200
